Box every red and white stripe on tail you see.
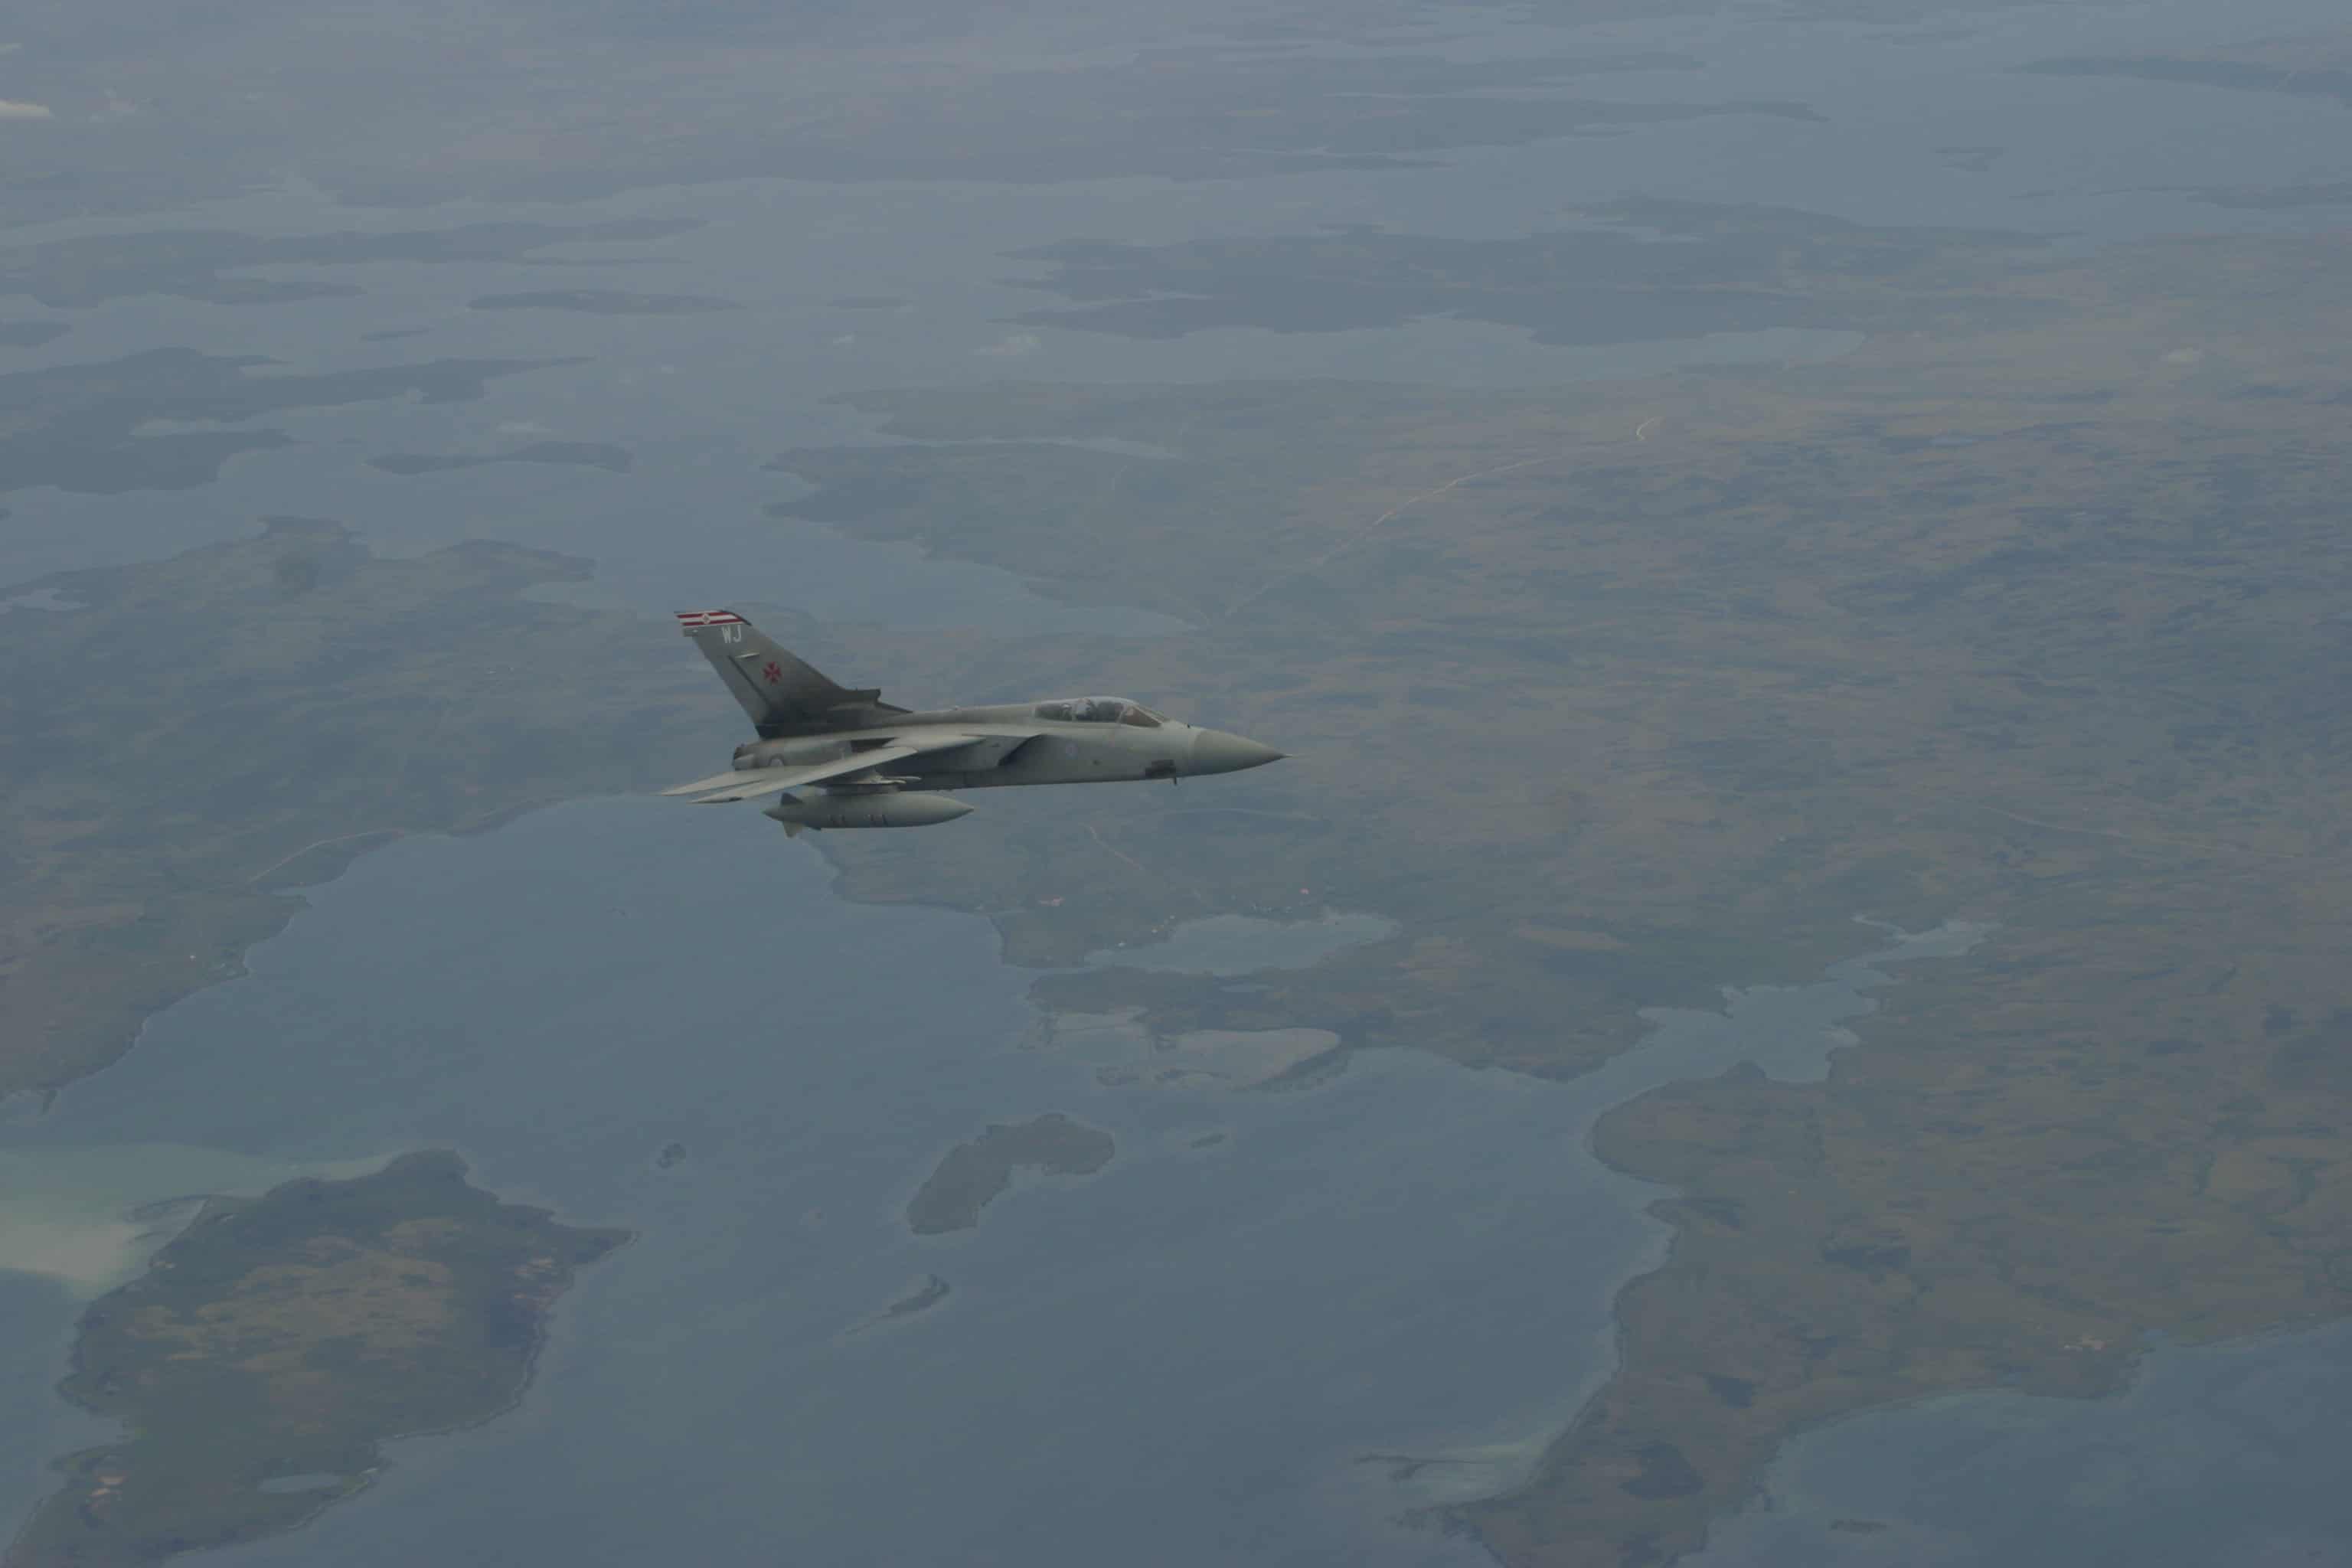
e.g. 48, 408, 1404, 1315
675, 609, 747, 631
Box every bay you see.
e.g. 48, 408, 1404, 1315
3, 795, 1972, 1563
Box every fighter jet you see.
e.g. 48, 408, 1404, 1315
663, 609, 1284, 833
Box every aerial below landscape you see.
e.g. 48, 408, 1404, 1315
5, 0, 2352, 1563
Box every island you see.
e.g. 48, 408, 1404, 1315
906, 1115, 1116, 1235
880, 1274, 952, 1319
4, 1152, 626, 1568
851, 1275, 955, 1334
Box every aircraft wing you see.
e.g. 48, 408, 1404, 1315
662, 767, 784, 797
668, 735, 987, 804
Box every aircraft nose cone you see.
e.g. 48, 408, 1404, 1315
1189, 730, 1286, 776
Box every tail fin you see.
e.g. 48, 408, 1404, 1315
675, 610, 893, 735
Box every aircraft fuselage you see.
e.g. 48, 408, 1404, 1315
733, 702, 1279, 792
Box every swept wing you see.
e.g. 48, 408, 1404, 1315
664, 735, 986, 804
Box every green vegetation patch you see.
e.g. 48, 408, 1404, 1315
6, 1152, 626, 1568
906, 1114, 1116, 1235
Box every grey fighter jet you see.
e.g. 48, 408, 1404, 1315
664, 609, 1284, 833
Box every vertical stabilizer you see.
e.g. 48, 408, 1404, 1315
675, 610, 886, 735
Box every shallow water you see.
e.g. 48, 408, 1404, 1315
0, 1146, 389, 1298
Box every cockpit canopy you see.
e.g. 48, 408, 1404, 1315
1034, 696, 1166, 727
